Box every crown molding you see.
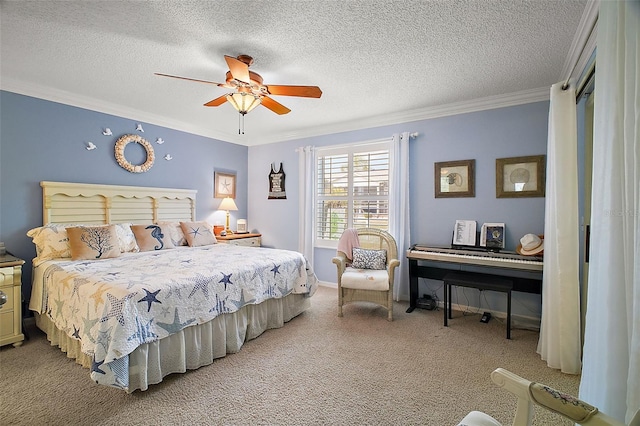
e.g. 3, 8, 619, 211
2, 77, 548, 147
264, 87, 550, 145
560, 0, 599, 82
0, 77, 244, 145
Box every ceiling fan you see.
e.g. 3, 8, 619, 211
155, 54, 322, 117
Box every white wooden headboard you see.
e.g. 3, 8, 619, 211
41, 181, 197, 225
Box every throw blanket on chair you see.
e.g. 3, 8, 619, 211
337, 228, 360, 261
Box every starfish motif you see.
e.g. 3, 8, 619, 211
91, 358, 106, 375
219, 273, 233, 290
95, 327, 112, 354
157, 308, 195, 334
278, 285, 292, 297
71, 277, 91, 299
138, 288, 161, 312
47, 246, 69, 260
271, 264, 281, 278
187, 226, 202, 238
100, 293, 138, 326
59, 272, 79, 291
89, 284, 109, 307
166, 282, 183, 299
230, 289, 256, 309
188, 274, 212, 298
82, 305, 99, 343
127, 317, 158, 344
209, 293, 230, 315
72, 325, 81, 340
54, 295, 65, 319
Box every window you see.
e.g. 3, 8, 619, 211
316, 140, 390, 246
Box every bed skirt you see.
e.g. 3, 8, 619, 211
35, 293, 310, 392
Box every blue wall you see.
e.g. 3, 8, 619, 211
248, 101, 548, 321
1, 90, 548, 322
0, 91, 248, 300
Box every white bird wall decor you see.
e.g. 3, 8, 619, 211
164, 154, 173, 161
156, 138, 164, 144
136, 123, 144, 132
102, 128, 112, 136
86, 142, 97, 150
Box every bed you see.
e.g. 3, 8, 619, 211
27, 181, 317, 393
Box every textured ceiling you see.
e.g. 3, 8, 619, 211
0, 0, 589, 146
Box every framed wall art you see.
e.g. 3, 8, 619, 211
214, 171, 236, 199
434, 159, 475, 198
495, 155, 545, 198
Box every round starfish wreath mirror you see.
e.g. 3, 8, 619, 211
114, 134, 155, 173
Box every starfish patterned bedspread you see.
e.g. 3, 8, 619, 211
32, 244, 318, 390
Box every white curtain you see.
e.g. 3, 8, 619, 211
579, 1, 640, 422
297, 146, 315, 265
389, 132, 411, 301
536, 82, 582, 374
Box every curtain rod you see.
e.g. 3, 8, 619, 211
562, 19, 597, 90
575, 61, 596, 100
561, 1, 599, 90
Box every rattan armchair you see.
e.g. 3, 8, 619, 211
332, 228, 400, 321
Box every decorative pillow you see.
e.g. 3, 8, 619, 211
156, 221, 187, 246
66, 225, 121, 260
27, 224, 72, 260
131, 224, 175, 252
180, 221, 217, 247
351, 248, 387, 270
114, 223, 139, 252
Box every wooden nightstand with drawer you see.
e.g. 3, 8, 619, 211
216, 233, 262, 247
0, 255, 25, 347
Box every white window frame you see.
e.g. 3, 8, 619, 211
315, 138, 392, 249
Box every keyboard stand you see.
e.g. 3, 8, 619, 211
443, 272, 513, 339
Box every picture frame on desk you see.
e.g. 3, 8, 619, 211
434, 159, 475, 198
495, 155, 545, 198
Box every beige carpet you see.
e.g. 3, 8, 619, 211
0, 285, 579, 425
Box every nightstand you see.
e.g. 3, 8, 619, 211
0, 254, 25, 347
216, 233, 262, 247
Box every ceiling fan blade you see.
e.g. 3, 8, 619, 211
224, 55, 251, 83
261, 96, 291, 115
204, 95, 228, 107
154, 72, 228, 87
265, 85, 322, 98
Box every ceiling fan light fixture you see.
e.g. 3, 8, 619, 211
226, 92, 261, 115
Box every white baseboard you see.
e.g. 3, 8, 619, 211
317, 282, 540, 330
318, 281, 337, 289
441, 301, 541, 331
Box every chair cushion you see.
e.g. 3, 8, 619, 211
457, 410, 502, 426
352, 247, 387, 270
341, 267, 389, 291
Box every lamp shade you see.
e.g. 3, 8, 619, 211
218, 197, 238, 211
226, 92, 261, 115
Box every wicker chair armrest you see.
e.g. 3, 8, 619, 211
387, 258, 400, 286
388, 258, 400, 271
332, 253, 347, 275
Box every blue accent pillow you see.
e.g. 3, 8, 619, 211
351, 248, 387, 270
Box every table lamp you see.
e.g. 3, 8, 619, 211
218, 197, 238, 234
